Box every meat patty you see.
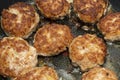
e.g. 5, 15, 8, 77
69, 34, 107, 71
73, 0, 108, 23
34, 23, 73, 56
82, 67, 118, 80
0, 37, 37, 77
98, 12, 120, 41
35, 0, 70, 19
1, 2, 40, 38
13, 66, 58, 80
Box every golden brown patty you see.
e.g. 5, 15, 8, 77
34, 23, 73, 56
98, 12, 120, 41
73, 0, 108, 23
35, 0, 70, 19
82, 67, 118, 80
69, 34, 107, 71
1, 2, 40, 38
13, 66, 58, 80
0, 37, 37, 77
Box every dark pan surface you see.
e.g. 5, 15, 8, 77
109, 0, 120, 12
0, 0, 120, 80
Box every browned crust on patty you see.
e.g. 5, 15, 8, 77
73, 0, 108, 23
82, 67, 118, 80
69, 34, 107, 71
34, 23, 73, 56
35, 0, 70, 19
13, 66, 58, 80
98, 12, 120, 41
1, 2, 39, 38
0, 37, 37, 77
0, 37, 29, 52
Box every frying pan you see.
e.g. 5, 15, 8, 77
0, 0, 120, 80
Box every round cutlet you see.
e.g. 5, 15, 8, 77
0, 37, 37, 77
13, 66, 58, 80
35, 0, 70, 19
34, 23, 73, 56
73, 0, 108, 23
1, 2, 40, 38
69, 34, 107, 71
82, 67, 118, 80
98, 12, 120, 41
